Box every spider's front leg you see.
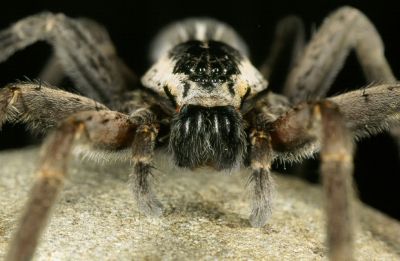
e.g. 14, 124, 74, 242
0, 83, 160, 260
279, 5, 400, 165
268, 101, 354, 261
248, 127, 274, 227
0, 82, 108, 131
4, 108, 159, 261
129, 109, 162, 216
268, 83, 400, 260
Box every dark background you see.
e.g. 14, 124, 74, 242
0, 1, 399, 220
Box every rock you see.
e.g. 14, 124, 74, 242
0, 147, 399, 260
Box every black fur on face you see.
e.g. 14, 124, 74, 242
169, 105, 247, 170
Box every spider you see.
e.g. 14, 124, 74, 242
0, 5, 399, 261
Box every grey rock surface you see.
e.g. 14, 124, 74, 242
0, 147, 399, 260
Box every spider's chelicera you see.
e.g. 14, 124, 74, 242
170, 104, 246, 170
1, 7, 400, 261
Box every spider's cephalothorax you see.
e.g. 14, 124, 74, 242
142, 19, 267, 169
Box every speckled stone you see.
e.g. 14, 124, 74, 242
0, 147, 399, 260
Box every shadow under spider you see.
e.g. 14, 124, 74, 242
165, 199, 250, 228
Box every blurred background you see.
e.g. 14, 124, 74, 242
0, 0, 399, 220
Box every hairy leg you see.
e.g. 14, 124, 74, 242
269, 82, 400, 259
0, 82, 163, 254
0, 82, 108, 132
269, 83, 400, 160
333, 82, 400, 178
248, 127, 274, 227
5, 110, 136, 261
329, 83, 400, 139
269, 101, 355, 260
276, 8, 400, 233
320, 103, 354, 261
5, 119, 79, 261
259, 16, 305, 81
129, 108, 161, 216
283, 6, 395, 103
0, 13, 135, 104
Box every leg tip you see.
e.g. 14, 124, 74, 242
249, 207, 271, 228
138, 198, 164, 217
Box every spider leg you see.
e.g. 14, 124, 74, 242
5, 110, 136, 261
0, 82, 108, 133
320, 103, 354, 261
329, 83, 400, 139
5, 119, 80, 261
283, 6, 395, 104
0, 13, 137, 105
38, 18, 138, 89
248, 128, 274, 227
269, 101, 354, 260
279, 6, 400, 173
269, 83, 400, 259
269, 84, 400, 160
129, 109, 162, 216
259, 15, 305, 81
331, 81, 400, 192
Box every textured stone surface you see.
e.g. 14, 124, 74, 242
0, 147, 399, 260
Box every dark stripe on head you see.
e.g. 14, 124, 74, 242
240, 87, 251, 108
183, 82, 191, 97
227, 81, 235, 96
163, 85, 177, 107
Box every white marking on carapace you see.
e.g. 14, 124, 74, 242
237, 59, 268, 95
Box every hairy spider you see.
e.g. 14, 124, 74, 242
0, 6, 399, 261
